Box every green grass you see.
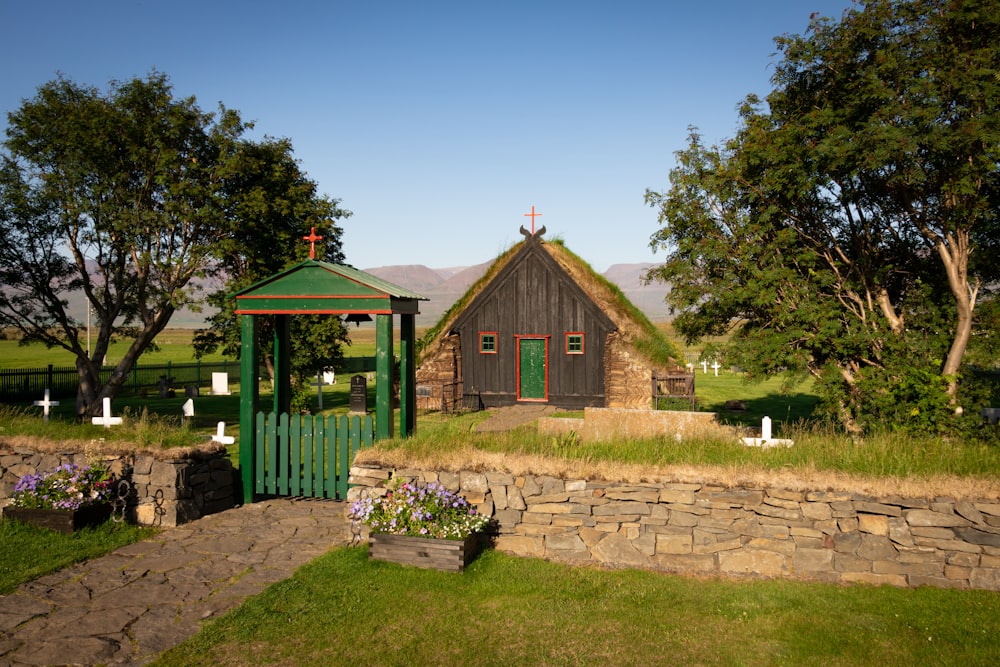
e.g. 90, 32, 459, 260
0, 327, 380, 370
0, 518, 158, 594
153, 546, 1000, 667
695, 371, 821, 427
378, 409, 1000, 480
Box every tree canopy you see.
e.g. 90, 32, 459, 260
646, 0, 999, 434
0, 72, 347, 416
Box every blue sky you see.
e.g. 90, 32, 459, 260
1, 0, 857, 273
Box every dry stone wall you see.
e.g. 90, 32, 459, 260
348, 464, 1000, 591
0, 447, 236, 527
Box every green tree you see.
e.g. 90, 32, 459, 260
192, 136, 352, 387
646, 0, 999, 432
0, 73, 347, 416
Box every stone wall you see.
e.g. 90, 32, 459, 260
415, 333, 461, 411
538, 407, 734, 442
0, 446, 236, 527
348, 464, 1000, 591
603, 331, 651, 409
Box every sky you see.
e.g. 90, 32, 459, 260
1, 0, 858, 273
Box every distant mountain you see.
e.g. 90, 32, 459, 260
363, 260, 671, 327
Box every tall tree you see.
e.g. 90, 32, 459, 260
646, 0, 999, 432
0, 73, 346, 416
192, 136, 351, 383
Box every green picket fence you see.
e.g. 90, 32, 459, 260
254, 411, 374, 500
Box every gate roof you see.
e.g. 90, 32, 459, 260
233, 259, 427, 315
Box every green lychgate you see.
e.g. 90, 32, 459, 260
233, 258, 427, 504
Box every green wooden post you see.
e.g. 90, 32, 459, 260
375, 313, 394, 440
273, 314, 291, 415
239, 314, 258, 505
399, 313, 416, 437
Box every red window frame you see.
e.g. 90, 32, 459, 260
479, 331, 498, 354
565, 332, 585, 355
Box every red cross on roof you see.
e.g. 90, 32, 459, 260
303, 227, 323, 259
523, 205, 542, 234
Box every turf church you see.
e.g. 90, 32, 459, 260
416, 223, 680, 411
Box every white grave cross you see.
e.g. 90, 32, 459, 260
91, 397, 122, 428
701, 360, 708, 374
212, 421, 235, 445
33, 388, 60, 422
711, 361, 721, 377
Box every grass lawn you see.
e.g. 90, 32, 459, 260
152, 546, 1000, 667
5, 327, 1000, 665
0, 518, 158, 594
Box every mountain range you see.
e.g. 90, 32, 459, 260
362, 261, 672, 328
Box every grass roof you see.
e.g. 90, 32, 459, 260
417, 237, 681, 369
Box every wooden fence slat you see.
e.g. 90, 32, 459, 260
326, 415, 340, 498
255, 411, 266, 494
301, 415, 313, 497
313, 415, 325, 498
337, 415, 351, 499
266, 411, 278, 495
277, 412, 289, 496
290, 415, 301, 496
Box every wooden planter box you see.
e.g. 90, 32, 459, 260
3, 504, 112, 534
369, 533, 481, 572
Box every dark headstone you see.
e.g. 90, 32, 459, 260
350, 374, 368, 413
185, 385, 199, 398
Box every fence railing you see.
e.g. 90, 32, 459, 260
652, 372, 696, 410
0, 356, 378, 402
0, 360, 240, 401
254, 411, 374, 500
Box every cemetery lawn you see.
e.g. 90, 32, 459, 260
0, 518, 157, 594
153, 546, 1000, 667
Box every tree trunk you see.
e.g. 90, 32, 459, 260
936, 233, 978, 398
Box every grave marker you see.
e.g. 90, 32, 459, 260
741, 415, 793, 448
211, 372, 231, 396
711, 361, 721, 376
211, 421, 235, 445
33, 388, 59, 422
350, 374, 368, 413
181, 398, 195, 425
91, 397, 122, 429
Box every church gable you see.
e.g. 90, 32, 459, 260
451, 235, 614, 336
416, 227, 682, 412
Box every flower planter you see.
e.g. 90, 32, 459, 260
3, 504, 112, 534
369, 533, 481, 572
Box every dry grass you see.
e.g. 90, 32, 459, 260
0, 433, 227, 461
354, 443, 1000, 501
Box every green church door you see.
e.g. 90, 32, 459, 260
517, 336, 548, 402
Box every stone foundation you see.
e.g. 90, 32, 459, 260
0, 446, 236, 527
348, 464, 1000, 591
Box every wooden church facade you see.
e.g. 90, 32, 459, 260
417, 229, 676, 411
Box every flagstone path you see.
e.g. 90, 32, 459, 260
472, 404, 560, 432
0, 498, 353, 666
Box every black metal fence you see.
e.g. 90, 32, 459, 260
0, 361, 241, 401
0, 356, 379, 402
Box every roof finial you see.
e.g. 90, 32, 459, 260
523, 205, 543, 235
303, 226, 323, 259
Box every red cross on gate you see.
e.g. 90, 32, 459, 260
303, 227, 323, 259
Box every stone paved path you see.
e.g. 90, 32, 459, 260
472, 404, 559, 432
0, 498, 354, 666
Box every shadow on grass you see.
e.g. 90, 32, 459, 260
706, 391, 821, 429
